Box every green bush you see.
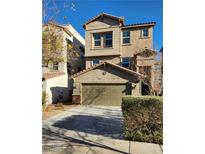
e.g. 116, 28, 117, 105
121, 96, 163, 144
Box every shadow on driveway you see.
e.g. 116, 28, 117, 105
52, 114, 124, 139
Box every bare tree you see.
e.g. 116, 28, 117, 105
42, 23, 83, 74
42, 0, 77, 23
66, 42, 84, 75
42, 24, 65, 67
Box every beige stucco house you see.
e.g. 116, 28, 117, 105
83, 13, 155, 69
71, 13, 160, 105
42, 23, 85, 104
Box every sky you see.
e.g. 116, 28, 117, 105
43, 0, 163, 51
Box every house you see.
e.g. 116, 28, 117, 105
153, 61, 163, 94
42, 22, 85, 74
42, 23, 85, 104
71, 13, 157, 105
159, 47, 163, 94
60, 23, 85, 73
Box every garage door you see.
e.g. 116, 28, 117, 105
82, 84, 131, 106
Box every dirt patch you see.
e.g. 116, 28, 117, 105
42, 103, 78, 120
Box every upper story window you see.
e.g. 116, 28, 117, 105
141, 28, 149, 38
93, 33, 101, 47
122, 31, 130, 44
92, 59, 100, 65
93, 32, 113, 48
122, 57, 130, 68
105, 32, 113, 47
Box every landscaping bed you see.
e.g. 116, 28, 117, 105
42, 103, 77, 120
121, 96, 163, 144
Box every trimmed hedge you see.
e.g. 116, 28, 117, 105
121, 96, 163, 144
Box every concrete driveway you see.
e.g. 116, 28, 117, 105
43, 105, 162, 154
43, 105, 126, 153
44, 105, 124, 139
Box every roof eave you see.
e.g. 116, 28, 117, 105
83, 13, 124, 29
71, 61, 145, 79
43, 22, 73, 36
121, 23, 156, 29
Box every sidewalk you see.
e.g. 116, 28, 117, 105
43, 124, 163, 154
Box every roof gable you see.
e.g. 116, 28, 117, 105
83, 13, 124, 29
71, 61, 144, 78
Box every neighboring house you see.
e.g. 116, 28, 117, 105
42, 22, 85, 74
42, 71, 69, 104
159, 47, 163, 95
42, 22, 85, 104
153, 61, 162, 94
71, 13, 159, 105
60, 23, 85, 73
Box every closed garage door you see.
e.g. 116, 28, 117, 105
82, 83, 131, 106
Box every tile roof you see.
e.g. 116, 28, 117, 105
83, 12, 124, 28
42, 72, 66, 80
121, 22, 156, 28
71, 61, 145, 78
83, 13, 156, 29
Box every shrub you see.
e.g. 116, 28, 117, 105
121, 96, 163, 144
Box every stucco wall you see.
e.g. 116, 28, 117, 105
85, 17, 120, 30
74, 65, 138, 83
72, 65, 141, 103
121, 27, 153, 57
85, 27, 121, 57
43, 74, 70, 104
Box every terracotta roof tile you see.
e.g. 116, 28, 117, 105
122, 22, 156, 28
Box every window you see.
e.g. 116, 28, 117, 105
93, 32, 113, 48
93, 33, 101, 47
142, 28, 149, 37
53, 62, 58, 70
105, 32, 112, 47
122, 31, 130, 44
92, 59, 100, 65
122, 57, 130, 68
